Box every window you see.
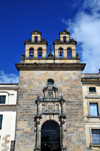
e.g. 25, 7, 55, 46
89, 87, 96, 93
63, 36, 66, 42
58, 48, 63, 58
0, 115, 3, 129
47, 79, 54, 85
38, 48, 42, 57
89, 103, 98, 116
29, 48, 34, 57
0, 96, 6, 104
92, 129, 100, 145
34, 36, 38, 42
67, 48, 72, 58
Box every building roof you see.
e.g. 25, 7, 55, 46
31, 29, 42, 35
59, 29, 70, 35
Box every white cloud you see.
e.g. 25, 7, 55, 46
0, 71, 19, 83
63, 0, 100, 73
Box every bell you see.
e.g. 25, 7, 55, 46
38, 50, 42, 56
39, 53, 42, 56
30, 53, 33, 56
59, 50, 62, 56
60, 53, 62, 56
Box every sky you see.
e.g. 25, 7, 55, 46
0, 0, 100, 83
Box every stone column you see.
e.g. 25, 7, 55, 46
61, 119, 66, 151
35, 120, 40, 151
55, 49, 58, 58
43, 49, 46, 58
72, 49, 76, 57
63, 49, 67, 58
25, 48, 29, 57
34, 49, 38, 57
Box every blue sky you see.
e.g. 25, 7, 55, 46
0, 0, 100, 83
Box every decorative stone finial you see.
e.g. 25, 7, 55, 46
61, 94, 63, 99
37, 94, 41, 100
48, 45, 53, 58
76, 51, 79, 58
21, 52, 25, 61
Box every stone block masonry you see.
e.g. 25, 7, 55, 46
15, 70, 87, 151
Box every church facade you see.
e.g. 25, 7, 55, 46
0, 29, 100, 151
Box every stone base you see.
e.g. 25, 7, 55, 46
34, 147, 41, 151
61, 147, 67, 151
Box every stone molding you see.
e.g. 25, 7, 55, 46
53, 40, 77, 45
85, 95, 100, 99
24, 40, 48, 45
15, 63, 86, 71
25, 57, 80, 60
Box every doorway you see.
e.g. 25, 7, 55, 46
41, 121, 61, 151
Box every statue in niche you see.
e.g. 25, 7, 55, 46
42, 104, 45, 112
56, 104, 59, 111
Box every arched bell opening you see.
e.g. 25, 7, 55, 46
58, 47, 63, 58
63, 36, 66, 42
67, 48, 72, 58
41, 121, 61, 151
38, 47, 42, 58
34, 36, 38, 42
29, 47, 34, 57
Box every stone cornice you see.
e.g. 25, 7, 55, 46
25, 57, 80, 60
15, 63, 86, 71
82, 78, 100, 83
0, 84, 18, 90
24, 41, 48, 45
82, 73, 100, 83
53, 41, 77, 45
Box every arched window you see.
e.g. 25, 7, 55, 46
63, 36, 66, 42
58, 47, 63, 58
41, 121, 60, 151
34, 36, 38, 42
38, 48, 42, 57
67, 48, 72, 58
29, 48, 34, 57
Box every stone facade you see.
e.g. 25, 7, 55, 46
15, 29, 88, 151
15, 70, 86, 151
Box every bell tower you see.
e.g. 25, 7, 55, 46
21, 29, 80, 65
53, 29, 79, 62
21, 29, 48, 63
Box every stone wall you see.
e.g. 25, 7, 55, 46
15, 70, 86, 151
2, 135, 10, 151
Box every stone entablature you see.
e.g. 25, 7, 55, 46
15, 63, 85, 71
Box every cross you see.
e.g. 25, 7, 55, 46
49, 45, 52, 52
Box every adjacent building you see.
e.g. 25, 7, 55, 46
0, 29, 100, 151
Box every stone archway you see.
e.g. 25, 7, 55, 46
34, 85, 66, 151
41, 121, 61, 151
